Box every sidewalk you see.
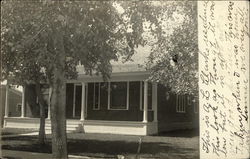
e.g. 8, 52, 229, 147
2, 150, 159, 159
2, 150, 52, 159
2, 150, 111, 159
1, 131, 52, 138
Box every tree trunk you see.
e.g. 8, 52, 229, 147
35, 83, 46, 145
50, 25, 68, 159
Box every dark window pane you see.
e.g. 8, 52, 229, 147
110, 82, 127, 109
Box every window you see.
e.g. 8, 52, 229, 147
88, 81, 153, 111
109, 82, 128, 110
89, 82, 127, 110
140, 82, 153, 110
176, 95, 186, 113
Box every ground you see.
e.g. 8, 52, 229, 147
1, 128, 199, 159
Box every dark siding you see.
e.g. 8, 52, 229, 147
66, 83, 74, 118
157, 84, 198, 132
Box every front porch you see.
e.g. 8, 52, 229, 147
3, 72, 159, 135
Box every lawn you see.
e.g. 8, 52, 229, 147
1, 129, 199, 159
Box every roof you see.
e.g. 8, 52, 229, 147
77, 45, 151, 74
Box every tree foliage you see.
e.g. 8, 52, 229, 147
1, 0, 198, 95
114, 1, 198, 95
1, 1, 138, 84
146, 1, 198, 96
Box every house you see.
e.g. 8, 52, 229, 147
3, 55, 199, 135
0, 85, 22, 127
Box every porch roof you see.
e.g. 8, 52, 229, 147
76, 63, 146, 75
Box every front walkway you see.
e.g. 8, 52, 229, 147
2, 150, 104, 159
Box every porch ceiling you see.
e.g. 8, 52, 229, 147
68, 70, 150, 83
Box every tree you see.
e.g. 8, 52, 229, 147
2, 1, 197, 158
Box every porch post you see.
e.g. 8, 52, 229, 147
85, 84, 88, 118
153, 83, 158, 122
4, 83, 9, 118
47, 87, 52, 119
80, 82, 86, 121
21, 86, 26, 118
143, 81, 148, 123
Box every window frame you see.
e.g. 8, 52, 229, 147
108, 81, 129, 110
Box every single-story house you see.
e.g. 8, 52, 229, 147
3, 58, 199, 135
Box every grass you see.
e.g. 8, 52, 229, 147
1, 129, 199, 159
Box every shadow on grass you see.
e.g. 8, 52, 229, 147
2, 136, 52, 153
157, 129, 199, 138
2, 135, 198, 158
68, 138, 198, 158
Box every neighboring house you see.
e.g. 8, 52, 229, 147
3, 55, 199, 135
0, 85, 22, 127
